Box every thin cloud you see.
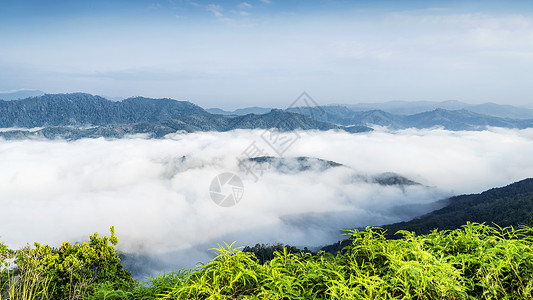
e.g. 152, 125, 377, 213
207, 4, 223, 17
238, 2, 253, 9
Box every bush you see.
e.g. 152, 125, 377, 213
132, 270, 191, 300
155, 223, 533, 299
5, 223, 533, 299
14, 227, 135, 299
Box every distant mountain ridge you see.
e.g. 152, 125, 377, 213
209, 100, 533, 120
207, 107, 273, 115
0, 93, 372, 140
0, 89, 45, 100
288, 106, 533, 130
343, 100, 533, 119
207, 102, 533, 131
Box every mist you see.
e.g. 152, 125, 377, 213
1, 127, 532, 275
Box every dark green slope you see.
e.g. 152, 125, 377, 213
323, 178, 533, 253
382, 178, 533, 235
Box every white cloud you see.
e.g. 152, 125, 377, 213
0, 128, 532, 273
207, 4, 223, 17
237, 2, 252, 9
259, 0, 271, 4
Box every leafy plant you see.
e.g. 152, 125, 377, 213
13, 227, 135, 300
152, 223, 533, 299
1, 240, 15, 297
5, 223, 533, 299
133, 270, 190, 300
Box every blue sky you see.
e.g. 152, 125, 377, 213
1, 0, 533, 108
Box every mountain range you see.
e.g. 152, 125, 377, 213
209, 100, 533, 119
211, 105, 533, 131
291, 106, 533, 130
0, 93, 371, 140
1, 93, 533, 140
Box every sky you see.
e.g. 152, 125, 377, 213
1, 0, 533, 108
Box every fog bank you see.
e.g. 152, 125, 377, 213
1, 128, 532, 273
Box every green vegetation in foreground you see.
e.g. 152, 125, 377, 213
1, 227, 135, 300
4, 222, 533, 299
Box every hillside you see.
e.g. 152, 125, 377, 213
381, 178, 533, 235
323, 178, 533, 253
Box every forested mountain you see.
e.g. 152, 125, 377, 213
287, 106, 405, 128
0, 94, 372, 139
322, 178, 533, 253
0, 93, 209, 127
2, 93, 532, 140
381, 178, 533, 235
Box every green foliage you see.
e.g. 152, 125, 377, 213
13, 227, 135, 299
5, 265, 52, 300
242, 243, 312, 264
87, 282, 133, 300
132, 270, 190, 300
5, 223, 533, 299
1, 240, 15, 296
149, 223, 533, 299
